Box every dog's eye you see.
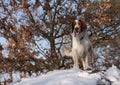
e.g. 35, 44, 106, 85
78, 21, 81, 26
74, 22, 76, 26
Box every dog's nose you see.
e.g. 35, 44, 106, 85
75, 27, 79, 32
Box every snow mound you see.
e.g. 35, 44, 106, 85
105, 65, 120, 85
13, 65, 120, 85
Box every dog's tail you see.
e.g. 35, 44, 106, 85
61, 46, 72, 57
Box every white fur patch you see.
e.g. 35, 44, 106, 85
74, 20, 80, 28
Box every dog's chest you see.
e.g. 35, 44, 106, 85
72, 36, 84, 55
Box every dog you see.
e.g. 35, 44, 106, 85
62, 19, 93, 70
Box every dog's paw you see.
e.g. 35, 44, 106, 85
84, 66, 92, 70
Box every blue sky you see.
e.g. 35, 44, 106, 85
0, 37, 7, 45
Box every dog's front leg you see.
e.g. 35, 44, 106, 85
73, 56, 79, 68
81, 57, 86, 70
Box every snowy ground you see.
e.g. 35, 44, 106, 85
11, 65, 120, 85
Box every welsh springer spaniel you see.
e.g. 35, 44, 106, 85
63, 19, 93, 70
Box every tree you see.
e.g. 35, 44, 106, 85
0, 0, 120, 83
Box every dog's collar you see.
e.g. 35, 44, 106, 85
72, 32, 87, 40
79, 32, 85, 40
80, 35, 84, 40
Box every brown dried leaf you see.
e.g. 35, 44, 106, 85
34, 0, 41, 9
14, 3, 19, 11
0, 45, 3, 51
21, 0, 26, 7
7, 38, 16, 47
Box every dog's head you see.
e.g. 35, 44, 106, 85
72, 19, 86, 36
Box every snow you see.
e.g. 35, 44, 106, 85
105, 65, 120, 85
12, 65, 120, 85
0, 73, 10, 83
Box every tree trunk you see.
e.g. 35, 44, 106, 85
49, 36, 60, 69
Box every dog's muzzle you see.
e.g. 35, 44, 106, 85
74, 27, 81, 36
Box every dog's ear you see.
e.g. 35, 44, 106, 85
80, 19, 87, 32
72, 21, 75, 32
